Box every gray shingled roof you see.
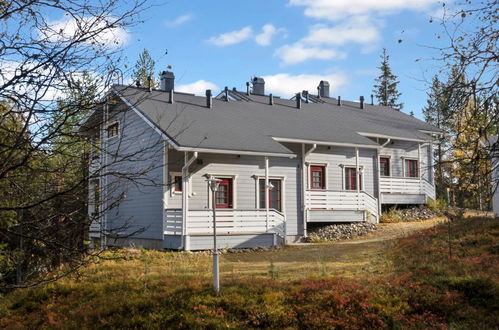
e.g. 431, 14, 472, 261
114, 86, 439, 155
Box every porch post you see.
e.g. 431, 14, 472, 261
375, 147, 381, 222
301, 144, 307, 237
182, 152, 189, 239
265, 156, 269, 231
429, 141, 435, 186
355, 147, 360, 210
418, 143, 422, 194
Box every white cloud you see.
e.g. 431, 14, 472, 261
207, 26, 253, 46
262, 73, 348, 97
303, 17, 380, 46
289, 0, 442, 21
39, 15, 129, 48
275, 43, 346, 65
176, 80, 219, 96
165, 14, 193, 27
255, 24, 279, 46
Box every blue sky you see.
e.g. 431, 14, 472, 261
119, 0, 449, 120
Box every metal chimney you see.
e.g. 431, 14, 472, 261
246, 82, 250, 95
160, 71, 175, 91
252, 77, 265, 95
360, 96, 365, 109
224, 86, 229, 101
206, 90, 212, 108
169, 90, 174, 104
337, 96, 341, 106
370, 94, 374, 105
269, 93, 274, 105
296, 93, 302, 109
319, 80, 330, 98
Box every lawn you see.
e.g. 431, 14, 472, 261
1, 215, 498, 329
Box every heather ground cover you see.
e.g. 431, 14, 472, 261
1, 215, 497, 329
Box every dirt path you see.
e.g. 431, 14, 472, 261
220, 217, 448, 280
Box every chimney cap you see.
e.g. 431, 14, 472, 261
160, 70, 175, 78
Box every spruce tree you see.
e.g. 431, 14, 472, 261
132, 49, 156, 88
373, 48, 403, 110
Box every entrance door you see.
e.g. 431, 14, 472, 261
215, 178, 233, 208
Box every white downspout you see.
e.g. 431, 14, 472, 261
302, 143, 316, 238
181, 151, 198, 250
265, 156, 269, 231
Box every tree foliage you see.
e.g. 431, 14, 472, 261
373, 48, 403, 110
0, 0, 148, 289
132, 49, 156, 88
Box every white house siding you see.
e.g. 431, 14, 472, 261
380, 140, 431, 181
305, 146, 377, 196
305, 146, 378, 222
167, 151, 303, 237
102, 105, 164, 247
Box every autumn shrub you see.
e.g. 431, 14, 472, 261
427, 198, 447, 216
380, 207, 402, 223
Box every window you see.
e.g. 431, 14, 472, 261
107, 122, 119, 138
405, 159, 418, 178
380, 157, 390, 176
215, 178, 233, 208
174, 176, 182, 192
310, 166, 326, 189
259, 179, 282, 211
345, 167, 362, 191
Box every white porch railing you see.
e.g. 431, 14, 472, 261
305, 190, 378, 217
380, 177, 435, 200
164, 209, 286, 237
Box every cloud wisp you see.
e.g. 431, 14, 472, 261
165, 14, 193, 27
176, 80, 219, 95
207, 26, 253, 46
262, 72, 348, 97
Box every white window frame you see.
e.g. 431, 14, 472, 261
106, 120, 120, 139
253, 175, 286, 214
205, 174, 238, 209
169, 171, 184, 196
379, 155, 392, 177
402, 157, 419, 178
341, 165, 365, 191
306, 162, 328, 190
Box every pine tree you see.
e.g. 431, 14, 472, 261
373, 48, 403, 110
132, 49, 156, 88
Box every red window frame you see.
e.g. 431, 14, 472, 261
380, 157, 390, 176
259, 179, 282, 211
310, 166, 326, 190
345, 167, 362, 191
405, 159, 418, 178
215, 178, 233, 208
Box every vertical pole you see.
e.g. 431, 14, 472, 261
265, 156, 269, 231
182, 152, 189, 248
355, 147, 360, 209
418, 143, 422, 195
101, 103, 108, 249
430, 141, 435, 186
212, 188, 219, 293
301, 144, 307, 237
375, 148, 381, 222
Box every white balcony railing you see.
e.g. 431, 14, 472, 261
164, 208, 286, 237
305, 190, 378, 217
380, 177, 436, 200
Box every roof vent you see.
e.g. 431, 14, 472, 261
169, 90, 174, 104
224, 86, 229, 101
296, 92, 302, 109
252, 77, 265, 95
206, 90, 212, 108
246, 82, 250, 95
160, 71, 175, 91
337, 96, 341, 106
269, 93, 274, 105
360, 96, 365, 109
319, 80, 330, 98
370, 94, 374, 105
303, 90, 309, 103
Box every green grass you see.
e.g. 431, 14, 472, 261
0, 217, 498, 329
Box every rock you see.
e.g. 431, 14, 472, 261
304, 222, 377, 242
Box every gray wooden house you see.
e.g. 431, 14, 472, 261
80, 73, 439, 250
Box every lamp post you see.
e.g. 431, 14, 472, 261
206, 177, 221, 293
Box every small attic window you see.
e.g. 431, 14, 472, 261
107, 122, 119, 138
